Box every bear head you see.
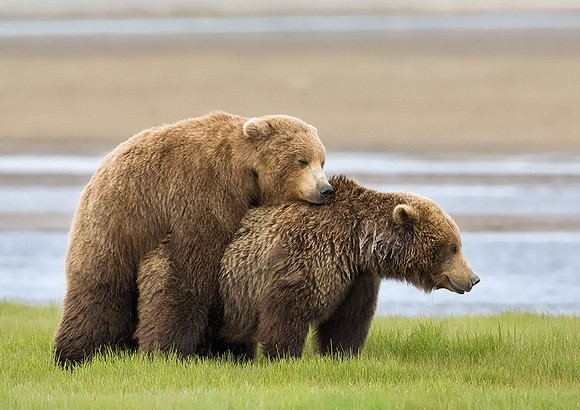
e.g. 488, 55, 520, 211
387, 196, 480, 294
243, 115, 333, 205
356, 188, 480, 295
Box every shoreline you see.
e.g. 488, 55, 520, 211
2, 151, 579, 233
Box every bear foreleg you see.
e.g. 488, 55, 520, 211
257, 297, 310, 359
258, 317, 310, 359
314, 274, 381, 357
211, 340, 258, 361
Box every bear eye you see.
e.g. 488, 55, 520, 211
450, 244, 458, 254
321, 161, 325, 168
298, 159, 309, 167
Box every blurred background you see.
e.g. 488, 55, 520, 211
1, 0, 579, 315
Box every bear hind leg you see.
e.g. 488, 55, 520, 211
54, 279, 138, 367
137, 303, 210, 359
136, 238, 215, 359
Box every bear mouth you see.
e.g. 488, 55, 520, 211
446, 276, 469, 294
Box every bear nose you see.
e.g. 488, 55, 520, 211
320, 185, 334, 201
471, 275, 481, 286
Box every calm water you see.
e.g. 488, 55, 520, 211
1, 152, 579, 316
3, 13, 580, 39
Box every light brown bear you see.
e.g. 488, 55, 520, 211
212, 175, 479, 359
54, 111, 333, 366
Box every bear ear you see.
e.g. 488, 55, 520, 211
393, 204, 418, 226
243, 117, 274, 140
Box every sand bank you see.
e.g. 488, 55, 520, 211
2, 29, 580, 155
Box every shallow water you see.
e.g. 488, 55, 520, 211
0, 152, 579, 316
3, 13, 580, 39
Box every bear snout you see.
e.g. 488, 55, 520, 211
448, 272, 480, 294
320, 184, 334, 202
441, 251, 480, 294
446, 275, 467, 294
440, 271, 479, 294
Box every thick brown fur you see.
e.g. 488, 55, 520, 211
214, 175, 480, 360
54, 111, 332, 366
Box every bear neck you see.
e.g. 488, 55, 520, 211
354, 212, 410, 281
325, 177, 413, 281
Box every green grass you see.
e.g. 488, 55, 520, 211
1, 302, 579, 409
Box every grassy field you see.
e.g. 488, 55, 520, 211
1, 302, 579, 409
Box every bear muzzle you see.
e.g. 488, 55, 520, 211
445, 274, 480, 294
437, 252, 480, 294
303, 168, 334, 204
306, 184, 334, 204
319, 184, 335, 202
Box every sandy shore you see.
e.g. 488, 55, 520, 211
2, 29, 580, 155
